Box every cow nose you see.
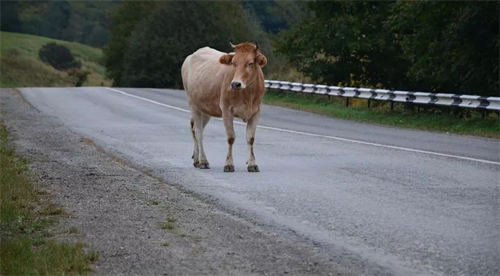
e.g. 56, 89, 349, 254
231, 81, 242, 89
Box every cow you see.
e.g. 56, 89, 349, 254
181, 42, 267, 172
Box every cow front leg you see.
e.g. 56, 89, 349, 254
223, 113, 235, 172
246, 111, 260, 172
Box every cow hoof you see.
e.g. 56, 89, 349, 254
247, 165, 259, 172
193, 161, 199, 168
224, 165, 235, 172
198, 162, 210, 169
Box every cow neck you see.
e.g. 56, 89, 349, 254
245, 67, 264, 94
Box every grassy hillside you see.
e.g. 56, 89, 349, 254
0, 31, 110, 87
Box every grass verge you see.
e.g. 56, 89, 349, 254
264, 91, 500, 138
0, 122, 97, 275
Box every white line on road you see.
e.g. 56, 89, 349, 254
106, 87, 191, 113
105, 87, 500, 166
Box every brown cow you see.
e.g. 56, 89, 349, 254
181, 42, 267, 172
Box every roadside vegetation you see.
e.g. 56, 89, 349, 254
0, 31, 110, 87
264, 91, 500, 138
0, 122, 97, 275
277, 2, 498, 97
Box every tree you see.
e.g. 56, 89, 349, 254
277, 1, 499, 96
102, 1, 158, 85
0, 1, 117, 47
105, 1, 261, 88
0, 1, 22, 32
387, 1, 499, 95
242, 1, 310, 34
277, 2, 409, 89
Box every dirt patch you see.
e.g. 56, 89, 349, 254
0, 88, 352, 275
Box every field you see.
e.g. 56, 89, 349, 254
0, 31, 110, 87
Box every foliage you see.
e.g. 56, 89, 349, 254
386, 2, 499, 96
277, 2, 499, 96
67, 68, 90, 87
38, 42, 81, 70
103, 1, 159, 86
278, 2, 408, 89
0, 0, 117, 47
242, 1, 310, 34
105, 1, 270, 88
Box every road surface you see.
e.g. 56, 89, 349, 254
17, 87, 500, 275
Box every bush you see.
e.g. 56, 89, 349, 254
67, 68, 90, 86
38, 43, 81, 70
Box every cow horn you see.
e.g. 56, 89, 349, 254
230, 42, 236, 49
254, 42, 259, 50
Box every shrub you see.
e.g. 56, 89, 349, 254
67, 68, 90, 86
38, 43, 81, 70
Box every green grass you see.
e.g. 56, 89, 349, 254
161, 241, 170, 247
0, 122, 97, 275
264, 91, 500, 138
0, 31, 111, 87
148, 200, 160, 206
159, 222, 175, 231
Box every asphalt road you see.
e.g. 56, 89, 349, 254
19, 87, 499, 275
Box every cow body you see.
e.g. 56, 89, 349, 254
181, 42, 267, 172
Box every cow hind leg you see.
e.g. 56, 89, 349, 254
193, 113, 210, 169
190, 118, 199, 167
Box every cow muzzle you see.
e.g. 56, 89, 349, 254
230, 81, 246, 90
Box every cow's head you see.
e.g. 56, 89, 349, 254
219, 42, 267, 90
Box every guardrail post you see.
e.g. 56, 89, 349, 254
367, 99, 371, 108
345, 98, 349, 107
390, 101, 394, 111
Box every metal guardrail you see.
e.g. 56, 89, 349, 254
265, 80, 500, 111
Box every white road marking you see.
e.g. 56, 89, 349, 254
106, 87, 191, 113
105, 87, 500, 166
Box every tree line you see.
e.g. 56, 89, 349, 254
3, 1, 497, 96
277, 1, 499, 96
1, 1, 117, 47
106, 1, 497, 96
103, 1, 283, 88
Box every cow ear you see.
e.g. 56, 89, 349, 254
256, 53, 267, 67
219, 53, 234, 65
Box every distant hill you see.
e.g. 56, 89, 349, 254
0, 32, 110, 87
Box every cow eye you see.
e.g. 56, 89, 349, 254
247, 62, 254, 67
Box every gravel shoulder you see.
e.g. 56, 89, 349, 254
0, 88, 352, 275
